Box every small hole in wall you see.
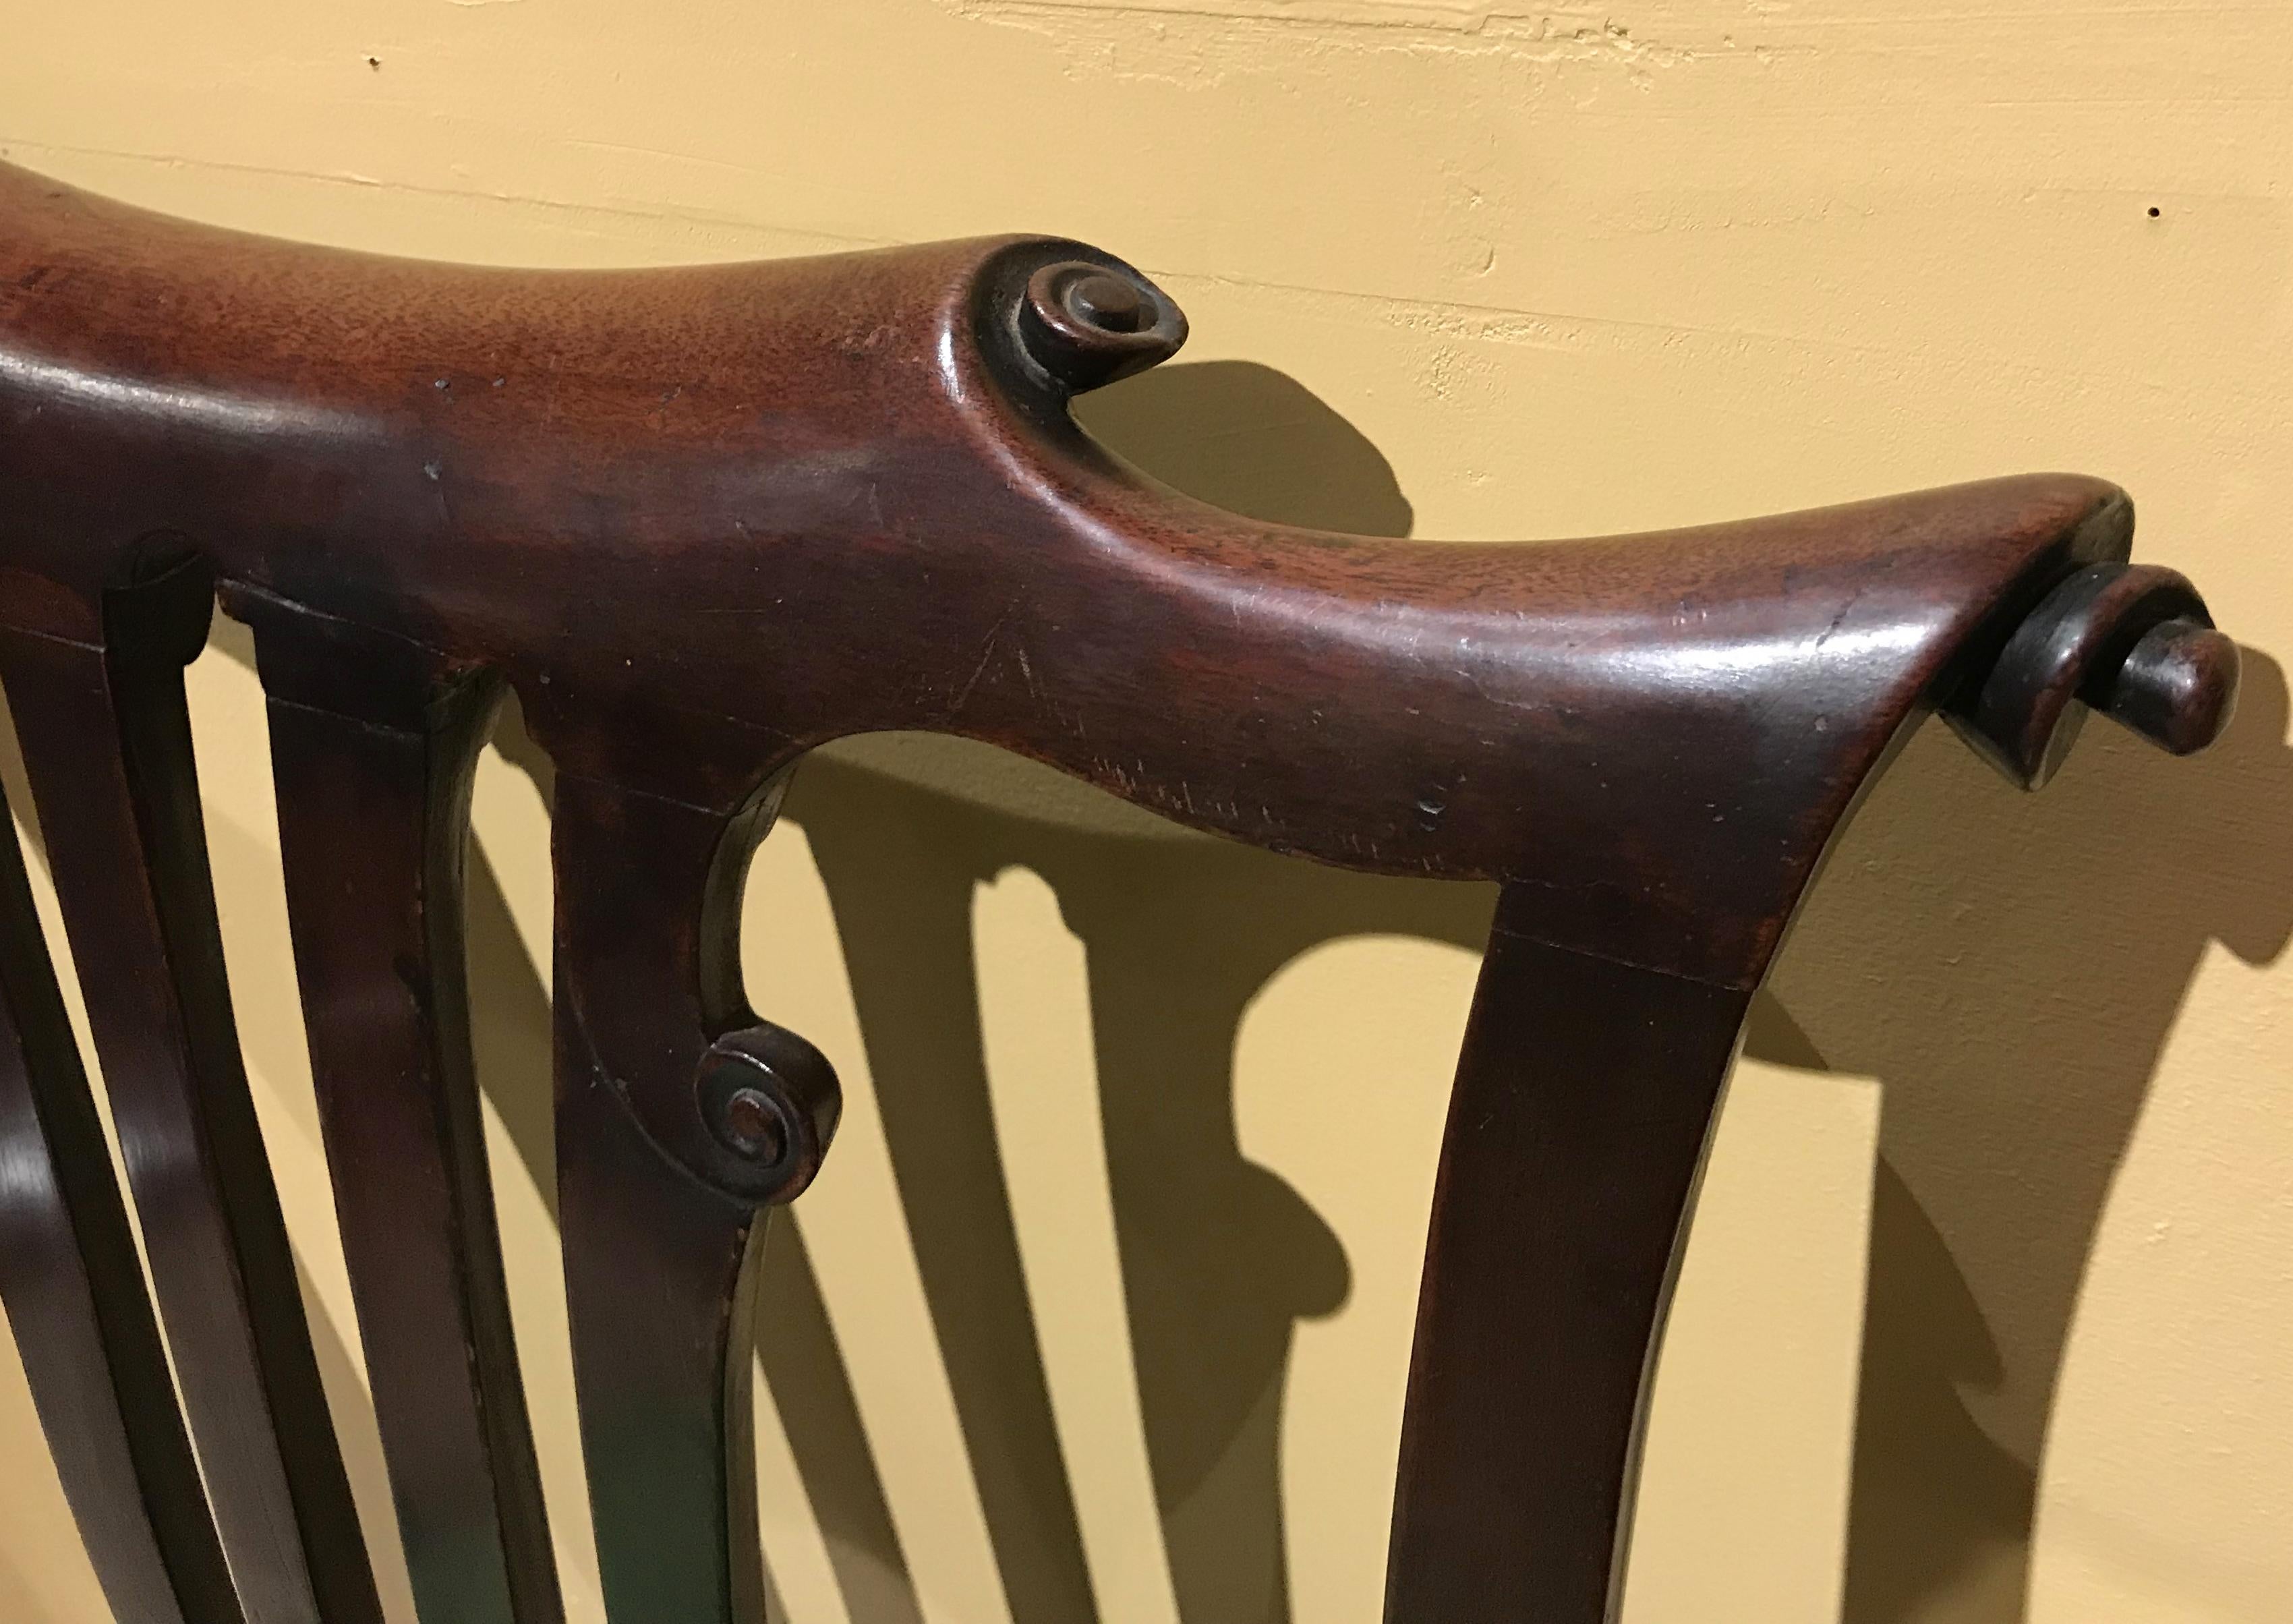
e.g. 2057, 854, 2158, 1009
2148, 206, 2161, 218
368, 55, 382, 70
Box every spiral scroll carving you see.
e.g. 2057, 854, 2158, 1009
1950, 561, 2240, 790
687, 1023, 844, 1207
1012, 258, 1188, 394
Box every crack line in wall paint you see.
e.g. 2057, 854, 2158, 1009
1153, 267, 2253, 419
954, 0, 1655, 40
0, 138, 895, 256
937, 0, 1764, 71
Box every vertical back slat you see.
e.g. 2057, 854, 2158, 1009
1383, 885, 1751, 1623
0, 772, 244, 1624
0, 560, 382, 1624
236, 588, 563, 1624
551, 770, 773, 1624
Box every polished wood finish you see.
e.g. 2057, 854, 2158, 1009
0, 771, 242, 1624
236, 585, 561, 1624
0, 560, 380, 1624
0, 156, 2238, 1622
548, 765, 779, 1624
1387, 898, 1752, 1621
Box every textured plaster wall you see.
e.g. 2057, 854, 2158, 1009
0, 3, 2288, 1622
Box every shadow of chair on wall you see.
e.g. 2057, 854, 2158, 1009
1758, 647, 2293, 1620
179, 357, 2293, 1623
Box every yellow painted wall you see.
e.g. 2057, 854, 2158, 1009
1, 3, 2289, 1621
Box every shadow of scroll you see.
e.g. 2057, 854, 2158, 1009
1750, 651, 2293, 1622
1070, 359, 1417, 540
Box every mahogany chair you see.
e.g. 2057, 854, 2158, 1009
0, 159, 2238, 1624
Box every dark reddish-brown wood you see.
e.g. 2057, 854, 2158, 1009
234, 585, 561, 1624
546, 751, 834, 1624
0, 156, 2238, 1623
0, 772, 243, 1624
1386, 897, 1752, 1620
0, 560, 381, 1624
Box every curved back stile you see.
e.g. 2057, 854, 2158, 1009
0, 159, 2238, 1623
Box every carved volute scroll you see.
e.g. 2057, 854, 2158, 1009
0, 156, 2238, 1623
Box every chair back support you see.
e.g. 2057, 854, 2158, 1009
0, 161, 2238, 1623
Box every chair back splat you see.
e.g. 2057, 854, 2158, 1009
0, 162, 2238, 1623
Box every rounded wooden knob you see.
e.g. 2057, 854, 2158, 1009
692, 1022, 842, 1205
1952, 561, 2238, 789
1016, 258, 1187, 394
2088, 614, 2240, 757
